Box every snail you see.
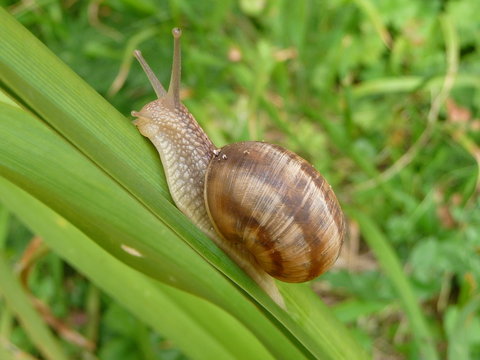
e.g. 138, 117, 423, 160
131, 28, 346, 307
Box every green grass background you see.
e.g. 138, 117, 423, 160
1, 0, 479, 359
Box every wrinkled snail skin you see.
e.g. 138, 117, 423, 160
131, 28, 345, 308
134, 101, 217, 235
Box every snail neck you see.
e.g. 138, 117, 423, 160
134, 99, 216, 235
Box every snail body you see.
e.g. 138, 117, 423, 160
132, 29, 345, 306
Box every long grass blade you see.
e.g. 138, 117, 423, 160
350, 210, 439, 360
0, 177, 275, 360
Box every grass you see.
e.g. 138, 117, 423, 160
1, 0, 479, 359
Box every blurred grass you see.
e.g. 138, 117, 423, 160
1, 0, 480, 359
0, 251, 68, 360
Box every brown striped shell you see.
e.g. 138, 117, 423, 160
204, 141, 345, 283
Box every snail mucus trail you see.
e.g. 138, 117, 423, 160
131, 28, 346, 308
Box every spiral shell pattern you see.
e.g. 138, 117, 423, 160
204, 142, 345, 283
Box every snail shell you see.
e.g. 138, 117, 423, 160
131, 28, 345, 306
205, 142, 344, 283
